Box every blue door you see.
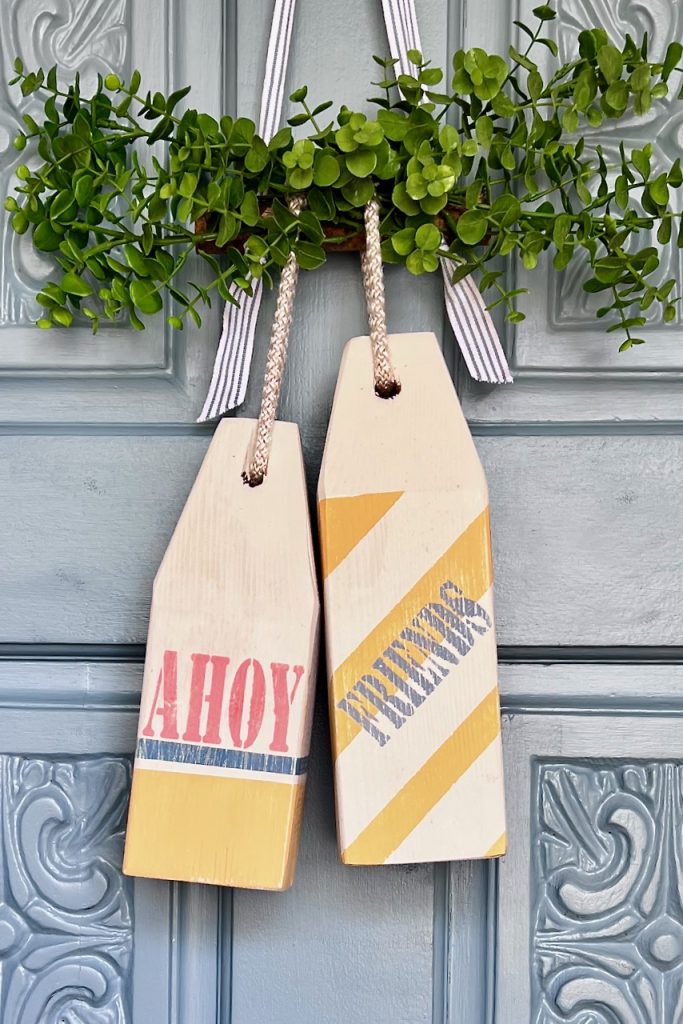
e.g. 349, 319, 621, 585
2, 0, 682, 1020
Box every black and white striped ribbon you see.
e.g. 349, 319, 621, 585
198, 0, 298, 422
382, 0, 512, 383
199, 0, 511, 420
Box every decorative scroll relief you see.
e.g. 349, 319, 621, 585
0, 0, 129, 327
532, 761, 683, 1024
0, 756, 133, 1024
550, 0, 683, 328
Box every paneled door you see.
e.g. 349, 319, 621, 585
1, 0, 681, 1021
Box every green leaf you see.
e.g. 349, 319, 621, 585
52, 307, 74, 327
509, 46, 536, 73
491, 92, 516, 117
500, 144, 516, 171
632, 147, 651, 180
130, 278, 163, 315
11, 211, 29, 234
308, 187, 336, 220
345, 149, 377, 178
50, 190, 77, 222
178, 172, 198, 198
538, 36, 559, 56
562, 107, 579, 133
244, 139, 269, 173
287, 166, 313, 190
269, 126, 292, 150
597, 45, 624, 84
669, 158, 683, 188
341, 178, 374, 207
615, 175, 629, 210
415, 223, 441, 251
528, 70, 544, 101
166, 85, 192, 111
491, 194, 521, 227
289, 85, 308, 103
634, 88, 652, 116
33, 221, 63, 252
663, 41, 683, 81
313, 152, 341, 186
392, 181, 420, 216
658, 217, 672, 245
649, 173, 670, 206
240, 191, 260, 226
74, 175, 95, 207
456, 210, 488, 246
294, 241, 326, 270
142, 223, 154, 256
552, 213, 572, 248
61, 272, 93, 297
392, 228, 416, 256
532, 4, 556, 20
604, 80, 629, 113
405, 250, 429, 275
475, 115, 493, 150
124, 244, 151, 277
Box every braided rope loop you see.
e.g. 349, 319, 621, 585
360, 197, 400, 398
243, 194, 305, 486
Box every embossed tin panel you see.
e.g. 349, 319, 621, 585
496, 666, 683, 1023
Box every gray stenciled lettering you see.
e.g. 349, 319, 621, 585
372, 655, 426, 709
338, 579, 492, 747
337, 696, 389, 747
440, 581, 492, 635
384, 640, 443, 694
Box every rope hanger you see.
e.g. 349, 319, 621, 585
199, 0, 513, 428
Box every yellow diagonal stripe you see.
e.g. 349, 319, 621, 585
486, 832, 507, 858
331, 508, 492, 757
318, 491, 403, 578
341, 687, 501, 865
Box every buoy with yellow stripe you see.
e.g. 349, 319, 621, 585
123, 418, 319, 890
318, 332, 507, 866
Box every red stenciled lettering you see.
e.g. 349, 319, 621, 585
141, 649, 179, 739
269, 663, 305, 752
182, 654, 230, 744
228, 659, 266, 749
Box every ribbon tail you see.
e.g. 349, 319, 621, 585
198, 0, 297, 420
441, 261, 513, 384
197, 281, 264, 422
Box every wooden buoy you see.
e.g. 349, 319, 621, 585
124, 418, 319, 890
318, 332, 506, 866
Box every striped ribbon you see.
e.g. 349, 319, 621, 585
382, 0, 513, 384
198, 0, 298, 422
199, 0, 511, 421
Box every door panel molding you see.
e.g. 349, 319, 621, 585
0, 659, 229, 1023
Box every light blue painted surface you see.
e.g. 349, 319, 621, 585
1, 0, 682, 1020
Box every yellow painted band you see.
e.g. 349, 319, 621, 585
330, 507, 493, 757
318, 491, 403, 578
486, 832, 508, 858
123, 769, 304, 890
341, 687, 501, 865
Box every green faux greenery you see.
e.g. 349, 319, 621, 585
6, 4, 683, 350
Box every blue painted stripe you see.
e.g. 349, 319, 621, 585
136, 739, 309, 777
